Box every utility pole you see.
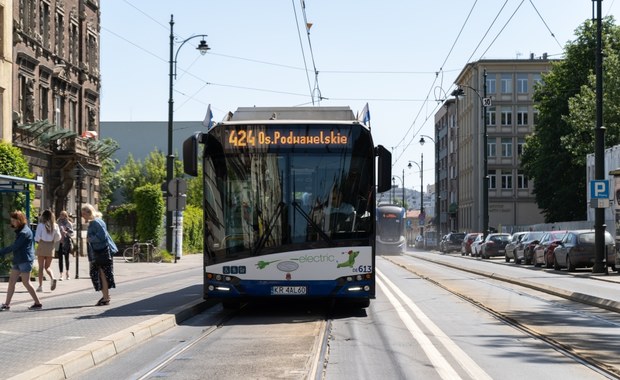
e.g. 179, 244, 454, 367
593, 0, 606, 273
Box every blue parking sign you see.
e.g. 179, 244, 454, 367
590, 180, 610, 199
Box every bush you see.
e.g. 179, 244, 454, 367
134, 184, 165, 246
183, 205, 203, 253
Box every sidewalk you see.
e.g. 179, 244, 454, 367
0, 253, 211, 380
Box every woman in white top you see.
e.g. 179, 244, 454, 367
35, 209, 61, 292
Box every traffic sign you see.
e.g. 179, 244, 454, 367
168, 178, 187, 196
590, 180, 610, 199
482, 98, 492, 107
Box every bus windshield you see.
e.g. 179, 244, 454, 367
203, 123, 374, 263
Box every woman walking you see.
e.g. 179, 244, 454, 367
0, 211, 42, 310
34, 209, 61, 292
82, 203, 117, 306
57, 211, 74, 281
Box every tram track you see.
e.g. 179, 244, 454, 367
383, 254, 620, 379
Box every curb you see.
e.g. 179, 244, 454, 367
8, 299, 216, 380
392, 253, 620, 314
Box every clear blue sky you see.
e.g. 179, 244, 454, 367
100, 0, 620, 189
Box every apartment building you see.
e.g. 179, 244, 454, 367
434, 98, 458, 235
11, 0, 105, 214
450, 58, 554, 233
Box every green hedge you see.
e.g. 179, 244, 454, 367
182, 205, 203, 254
134, 184, 165, 246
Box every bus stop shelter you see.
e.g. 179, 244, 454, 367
0, 174, 43, 222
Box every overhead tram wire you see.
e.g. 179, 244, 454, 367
299, 0, 324, 103
390, 0, 483, 165
292, 0, 316, 105
528, 0, 564, 50
463, 0, 510, 64
477, 0, 527, 60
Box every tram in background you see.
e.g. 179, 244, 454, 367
183, 106, 391, 308
376, 204, 406, 255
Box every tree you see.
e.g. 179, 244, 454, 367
521, 16, 620, 222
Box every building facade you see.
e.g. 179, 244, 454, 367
1, 0, 13, 142
452, 58, 553, 233
11, 0, 104, 215
434, 98, 458, 236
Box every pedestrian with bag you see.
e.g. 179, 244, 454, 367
34, 209, 61, 292
0, 211, 43, 310
81, 203, 117, 306
57, 210, 74, 281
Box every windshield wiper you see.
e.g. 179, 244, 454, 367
252, 202, 285, 256
292, 201, 334, 245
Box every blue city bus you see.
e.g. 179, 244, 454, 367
376, 204, 406, 255
183, 106, 391, 308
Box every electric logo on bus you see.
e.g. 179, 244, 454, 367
227, 129, 349, 148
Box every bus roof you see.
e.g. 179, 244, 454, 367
223, 106, 361, 124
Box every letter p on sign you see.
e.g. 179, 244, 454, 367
590, 180, 610, 199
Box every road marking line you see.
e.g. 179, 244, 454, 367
377, 269, 492, 380
377, 273, 462, 380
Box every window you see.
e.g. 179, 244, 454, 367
501, 107, 512, 126
486, 76, 496, 94
488, 170, 496, 189
39, 2, 51, 49
501, 74, 512, 94
533, 73, 542, 87
87, 33, 98, 72
488, 139, 496, 157
501, 138, 512, 157
69, 100, 77, 132
54, 95, 64, 127
39, 86, 49, 120
55, 12, 64, 56
517, 106, 528, 126
517, 74, 528, 93
518, 171, 529, 189
486, 107, 496, 126
69, 23, 79, 64
517, 138, 525, 156
501, 170, 513, 189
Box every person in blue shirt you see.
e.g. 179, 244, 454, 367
82, 203, 117, 306
0, 211, 42, 311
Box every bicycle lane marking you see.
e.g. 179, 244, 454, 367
376, 269, 492, 380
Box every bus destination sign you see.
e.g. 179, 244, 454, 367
227, 128, 349, 149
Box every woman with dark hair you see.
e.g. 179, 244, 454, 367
57, 211, 74, 281
0, 211, 42, 310
82, 203, 117, 306
34, 209, 61, 292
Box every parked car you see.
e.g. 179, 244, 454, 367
515, 231, 545, 264
440, 232, 466, 253
532, 231, 567, 268
480, 233, 511, 259
461, 233, 481, 256
553, 230, 616, 271
470, 234, 485, 257
505, 232, 527, 263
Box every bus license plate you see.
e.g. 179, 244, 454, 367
271, 286, 307, 295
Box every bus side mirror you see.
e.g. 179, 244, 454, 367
183, 132, 202, 177
376, 145, 392, 193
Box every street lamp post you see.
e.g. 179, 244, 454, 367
457, 73, 489, 237
167, 15, 210, 253
419, 135, 439, 236
408, 155, 424, 240
391, 172, 405, 207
